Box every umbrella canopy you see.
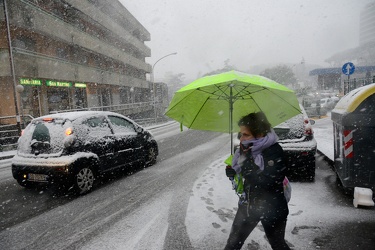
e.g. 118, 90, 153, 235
165, 70, 301, 153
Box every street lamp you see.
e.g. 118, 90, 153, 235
151, 52, 177, 123
16, 85, 25, 129
4, 0, 22, 136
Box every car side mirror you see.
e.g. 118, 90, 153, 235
136, 126, 144, 133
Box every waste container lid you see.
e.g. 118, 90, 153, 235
332, 83, 375, 114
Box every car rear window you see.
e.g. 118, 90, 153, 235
18, 118, 72, 155
275, 114, 305, 140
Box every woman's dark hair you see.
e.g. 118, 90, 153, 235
238, 112, 271, 138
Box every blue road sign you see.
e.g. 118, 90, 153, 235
342, 62, 355, 75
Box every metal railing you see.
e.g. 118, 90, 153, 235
0, 114, 34, 151
49, 101, 154, 114
344, 77, 375, 94
0, 114, 34, 127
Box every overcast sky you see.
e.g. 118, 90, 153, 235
120, 0, 373, 82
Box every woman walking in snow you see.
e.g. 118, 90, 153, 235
224, 112, 290, 250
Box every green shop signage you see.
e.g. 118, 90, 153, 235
20, 78, 42, 86
75, 83, 87, 88
46, 80, 72, 87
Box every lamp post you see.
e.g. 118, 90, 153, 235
16, 85, 25, 129
3, 0, 22, 135
151, 52, 177, 123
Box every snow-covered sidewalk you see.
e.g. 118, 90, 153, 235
312, 114, 334, 161
0, 150, 16, 161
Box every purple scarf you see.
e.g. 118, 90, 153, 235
232, 129, 278, 173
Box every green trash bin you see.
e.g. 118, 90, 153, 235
331, 83, 375, 190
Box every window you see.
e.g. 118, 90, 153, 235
108, 116, 136, 133
83, 116, 112, 137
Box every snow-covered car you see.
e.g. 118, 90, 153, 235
11, 111, 158, 194
274, 104, 317, 181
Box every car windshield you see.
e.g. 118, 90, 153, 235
18, 119, 71, 155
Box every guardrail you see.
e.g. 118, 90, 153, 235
0, 114, 34, 125
0, 114, 34, 152
50, 102, 154, 114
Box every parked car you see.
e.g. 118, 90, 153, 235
319, 97, 337, 110
274, 104, 317, 181
12, 111, 158, 194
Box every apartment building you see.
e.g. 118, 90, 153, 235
360, 2, 375, 46
0, 0, 153, 123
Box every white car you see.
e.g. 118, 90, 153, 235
320, 97, 339, 109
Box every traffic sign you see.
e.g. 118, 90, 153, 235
342, 62, 355, 75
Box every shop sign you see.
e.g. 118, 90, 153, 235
46, 80, 72, 87
75, 83, 87, 88
20, 78, 42, 86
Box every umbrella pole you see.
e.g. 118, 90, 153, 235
230, 85, 233, 155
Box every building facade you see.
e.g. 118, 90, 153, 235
0, 0, 155, 125
360, 2, 375, 46
311, 3, 375, 95
309, 66, 375, 95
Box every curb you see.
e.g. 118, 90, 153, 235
0, 150, 16, 161
0, 155, 14, 161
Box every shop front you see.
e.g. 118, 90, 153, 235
19, 78, 88, 117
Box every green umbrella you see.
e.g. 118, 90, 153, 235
165, 70, 301, 154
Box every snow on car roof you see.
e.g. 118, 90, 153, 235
34, 111, 126, 122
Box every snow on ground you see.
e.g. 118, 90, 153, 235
81, 191, 172, 250
185, 154, 273, 249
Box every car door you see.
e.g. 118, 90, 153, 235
107, 115, 142, 167
81, 116, 115, 172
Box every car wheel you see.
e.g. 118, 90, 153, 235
146, 143, 158, 165
74, 167, 95, 195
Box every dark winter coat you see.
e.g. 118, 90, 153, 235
241, 142, 288, 220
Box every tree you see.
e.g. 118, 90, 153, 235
164, 72, 185, 86
260, 64, 297, 88
203, 59, 238, 77
164, 72, 185, 101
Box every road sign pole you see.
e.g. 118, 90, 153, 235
342, 62, 355, 95
346, 75, 350, 94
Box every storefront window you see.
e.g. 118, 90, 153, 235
47, 88, 70, 112
20, 86, 40, 118
74, 87, 87, 109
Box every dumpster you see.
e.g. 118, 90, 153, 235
331, 83, 375, 191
